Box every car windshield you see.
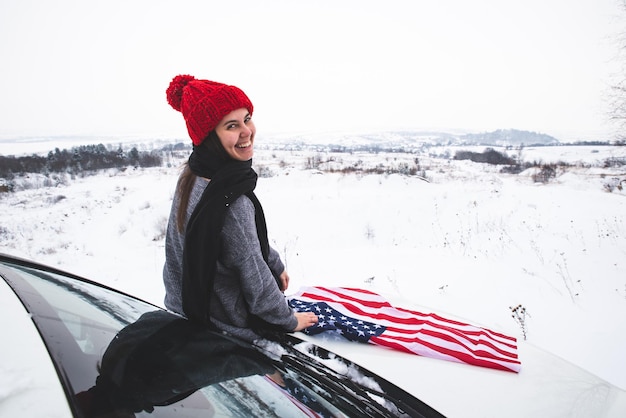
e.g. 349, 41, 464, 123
1, 260, 442, 418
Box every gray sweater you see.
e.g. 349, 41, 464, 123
163, 176, 297, 341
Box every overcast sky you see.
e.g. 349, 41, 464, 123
0, 0, 624, 142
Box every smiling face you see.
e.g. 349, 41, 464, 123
214, 108, 255, 162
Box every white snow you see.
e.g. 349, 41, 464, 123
1, 138, 625, 397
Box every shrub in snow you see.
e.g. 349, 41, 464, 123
510, 304, 529, 340
453, 148, 516, 165
603, 177, 626, 193
531, 164, 557, 184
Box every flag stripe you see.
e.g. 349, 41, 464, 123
307, 287, 517, 343
298, 289, 518, 358
378, 328, 520, 368
312, 287, 517, 343
382, 326, 519, 362
370, 335, 517, 373
290, 286, 521, 373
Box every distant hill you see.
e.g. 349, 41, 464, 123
261, 128, 561, 151
459, 129, 560, 146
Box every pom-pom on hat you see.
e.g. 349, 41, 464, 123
166, 75, 253, 146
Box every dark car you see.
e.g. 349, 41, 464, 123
0, 253, 444, 417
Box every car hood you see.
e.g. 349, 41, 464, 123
295, 325, 626, 418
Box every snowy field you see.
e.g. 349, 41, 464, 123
1, 138, 626, 392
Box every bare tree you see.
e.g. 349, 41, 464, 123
609, 1, 626, 142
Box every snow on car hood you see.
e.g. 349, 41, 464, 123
294, 325, 626, 418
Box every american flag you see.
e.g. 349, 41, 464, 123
288, 286, 521, 373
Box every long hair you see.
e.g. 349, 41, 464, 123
175, 131, 229, 232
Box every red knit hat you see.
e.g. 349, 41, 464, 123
166, 75, 254, 146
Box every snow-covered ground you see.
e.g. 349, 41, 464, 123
1, 139, 625, 392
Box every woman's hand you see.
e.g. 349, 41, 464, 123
278, 270, 290, 292
293, 311, 319, 332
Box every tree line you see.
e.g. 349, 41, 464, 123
0, 144, 162, 179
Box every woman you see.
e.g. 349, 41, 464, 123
162, 75, 317, 342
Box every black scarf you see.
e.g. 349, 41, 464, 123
181, 143, 271, 326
